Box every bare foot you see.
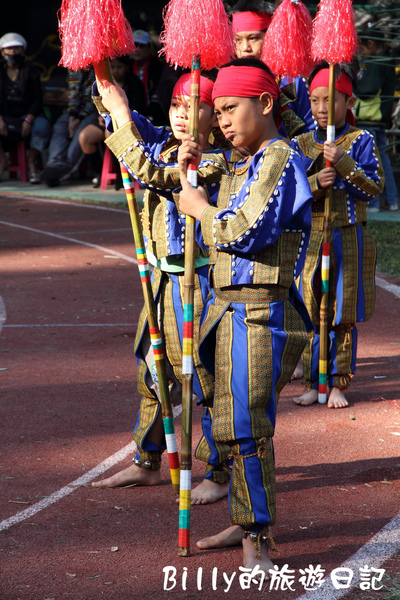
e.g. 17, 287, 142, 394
242, 535, 274, 579
290, 358, 304, 381
176, 479, 229, 505
328, 386, 349, 409
196, 525, 242, 550
293, 388, 318, 406
91, 463, 161, 488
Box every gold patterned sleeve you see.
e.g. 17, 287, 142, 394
200, 144, 297, 253
308, 173, 326, 199
334, 134, 385, 199
105, 120, 227, 191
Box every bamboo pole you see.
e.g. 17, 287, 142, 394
178, 57, 200, 557
318, 63, 335, 404
94, 59, 180, 493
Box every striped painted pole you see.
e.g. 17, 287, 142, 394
178, 57, 200, 557
318, 63, 335, 405
318, 242, 330, 403
121, 165, 180, 491
93, 64, 180, 475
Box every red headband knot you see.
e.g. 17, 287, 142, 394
212, 65, 280, 102
309, 69, 353, 97
172, 73, 214, 107
232, 11, 272, 33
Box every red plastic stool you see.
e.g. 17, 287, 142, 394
100, 146, 141, 190
100, 146, 117, 189
8, 141, 28, 182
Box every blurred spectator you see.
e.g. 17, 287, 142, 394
0, 32, 51, 183
41, 67, 97, 187
355, 27, 399, 212
131, 30, 165, 125
156, 63, 185, 119
79, 55, 146, 188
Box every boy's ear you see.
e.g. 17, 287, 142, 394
211, 112, 219, 128
347, 95, 356, 109
259, 92, 274, 115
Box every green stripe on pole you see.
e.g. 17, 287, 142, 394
179, 510, 191, 529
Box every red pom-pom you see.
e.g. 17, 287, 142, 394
160, 0, 235, 70
59, 0, 135, 70
312, 0, 358, 64
261, 0, 314, 79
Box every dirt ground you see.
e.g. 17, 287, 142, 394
1, 194, 399, 600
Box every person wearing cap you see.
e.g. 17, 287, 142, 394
0, 32, 51, 183
90, 70, 234, 504
290, 62, 384, 409
130, 29, 165, 125
354, 26, 399, 212
178, 57, 313, 575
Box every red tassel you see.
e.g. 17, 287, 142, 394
159, 0, 235, 70
311, 0, 358, 64
59, 0, 135, 71
261, 0, 314, 79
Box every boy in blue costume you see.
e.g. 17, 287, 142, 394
178, 58, 313, 574
290, 63, 384, 408
91, 72, 232, 504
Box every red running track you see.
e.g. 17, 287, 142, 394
0, 194, 399, 600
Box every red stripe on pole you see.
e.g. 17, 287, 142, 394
178, 529, 190, 547
183, 322, 194, 337
168, 452, 180, 470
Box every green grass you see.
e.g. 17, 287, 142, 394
367, 221, 400, 280
363, 571, 400, 600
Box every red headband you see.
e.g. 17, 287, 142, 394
309, 68, 355, 126
309, 69, 353, 97
232, 11, 272, 33
212, 65, 280, 101
172, 73, 214, 107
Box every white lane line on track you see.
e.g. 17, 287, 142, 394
4, 323, 137, 328
293, 513, 400, 600
0, 296, 6, 335
0, 220, 138, 264
0, 403, 183, 534
376, 275, 400, 299
0, 442, 137, 532
63, 228, 133, 234
4, 195, 128, 213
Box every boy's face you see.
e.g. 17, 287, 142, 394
169, 95, 216, 140
214, 95, 271, 155
310, 86, 355, 130
234, 31, 265, 59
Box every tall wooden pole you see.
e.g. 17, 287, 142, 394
178, 57, 200, 556
318, 63, 335, 404
94, 59, 180, 493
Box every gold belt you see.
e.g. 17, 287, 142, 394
214, 285, 289, 303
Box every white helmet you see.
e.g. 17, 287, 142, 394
0, 33, 27, 52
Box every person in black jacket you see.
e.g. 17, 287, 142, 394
0, 32, 51, 183
78, 55, 146, 188
131, 30, 165, 125
355, 26, 399, 212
